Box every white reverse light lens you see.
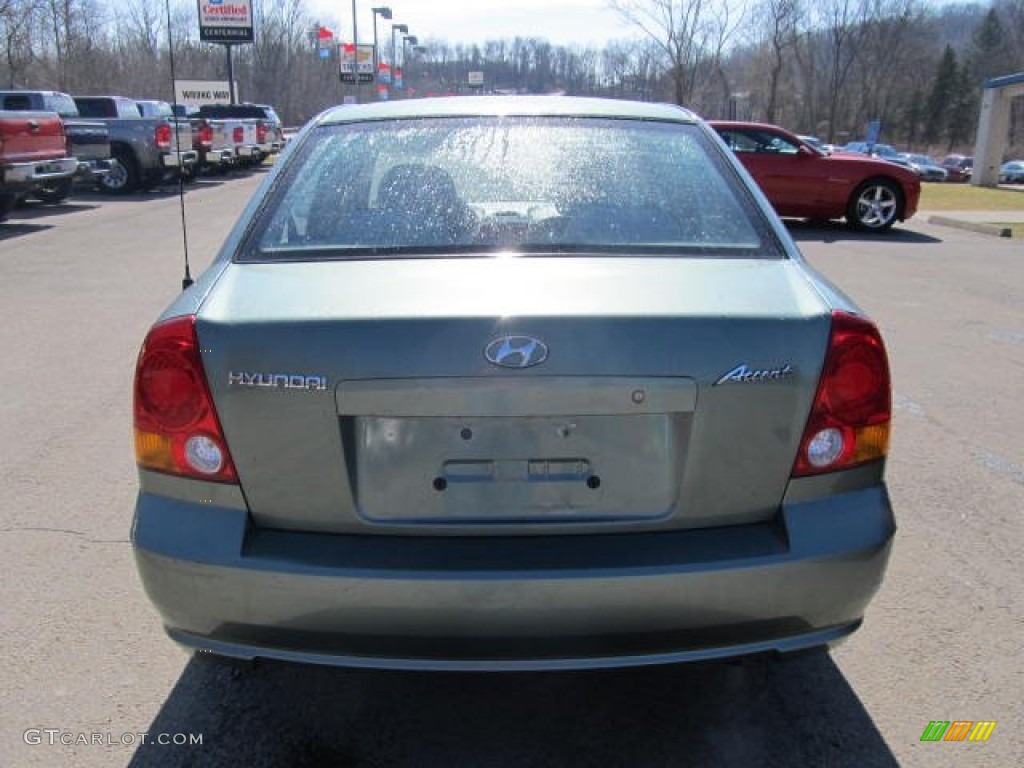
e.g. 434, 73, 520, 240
184, 435, 225, 475
807, 428, 844, 468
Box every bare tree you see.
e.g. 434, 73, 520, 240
813, 0, 873, 142
750, 0, 801, 123
610, 0, 748, 108
849, 1, 920, 139
0, 0, 39, 87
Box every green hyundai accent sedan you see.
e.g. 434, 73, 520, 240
132, 96, 895, 671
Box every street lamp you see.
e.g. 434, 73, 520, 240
390, 23, 408, 78
402, 36, 424, 95
349, 0, 361, 102
371, 7, 392, 79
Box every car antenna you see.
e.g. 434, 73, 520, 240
164, 0, 193, 290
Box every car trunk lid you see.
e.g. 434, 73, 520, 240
196, 256, 831, 534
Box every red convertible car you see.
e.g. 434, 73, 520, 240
710, 121, 920, 232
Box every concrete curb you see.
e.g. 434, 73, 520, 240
927, 215, 1012, 238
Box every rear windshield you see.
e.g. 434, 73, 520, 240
138, 101, 173, 117
73, 98, 113, 118
242, 116, 782, 262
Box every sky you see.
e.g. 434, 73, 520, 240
308, 0, 966, 49
310, 0, 643, 48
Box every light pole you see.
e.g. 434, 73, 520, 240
371, 7, 392, 81
390, 23, 408, 84
349, 0, 363, 103
402, 35, 421, 94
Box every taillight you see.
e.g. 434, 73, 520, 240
198, 123, 213, 149
256, 123, 268, 143
155, 123, 172, 151
792, 311, 891, 476
233, 125, 243, 144
134, 316, 238, 483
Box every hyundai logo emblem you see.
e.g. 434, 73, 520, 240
484, 336, 549, 369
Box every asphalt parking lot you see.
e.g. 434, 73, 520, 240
0, 176, 1020, 767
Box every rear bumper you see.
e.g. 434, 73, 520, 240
161, 150, 199, 168
73, 157, 111, 180
133, 486, 895, 671
202, 148, 234, 166
2, 157, 78, 187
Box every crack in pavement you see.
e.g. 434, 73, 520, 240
0, 526, 129, 544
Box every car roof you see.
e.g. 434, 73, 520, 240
318, 96, 699, 125
707, 120, 791, 131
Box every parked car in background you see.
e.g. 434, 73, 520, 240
153, 101, 236, 179
132, 96, 896, 672
0, 110, 77, 218
998, 160, 1024, 184
195, 103, 284, 163
171, 103, 236, 177
841, 141, 913, 169
900, 153, 948, 182
940, 154, 972, 182
0, 89, 111, 202
712, 120, 920, 231
73, 95, 197, 193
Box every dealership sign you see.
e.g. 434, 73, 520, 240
339, 44, 375, 83
174, 79, 238, 105
198, 0, 254, 43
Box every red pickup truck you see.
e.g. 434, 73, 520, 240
0, 110, 77, 219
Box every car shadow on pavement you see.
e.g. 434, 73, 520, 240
8, 200, 100, 221
786, 220, 942, 245
130, 649, 898, 768
69, 178, 236, 203
0, 221, 53, 240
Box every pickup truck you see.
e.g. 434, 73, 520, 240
0, 89, 111, 202
168, 103, 236, 178
0, 110, 77, 219
196, 103, 284, 165
72, 95, 198, 193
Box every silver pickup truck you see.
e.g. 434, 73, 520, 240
196, 103, 284, 167
169, 103, 237, 178
73, 95, 198, 193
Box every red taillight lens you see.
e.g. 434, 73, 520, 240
256, 123, 268, 143
198, 123, 213, 148
233, 126, 244, 143
792, 311, 891, 477
154, 123, 172, 150
134, 316, 238, 483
